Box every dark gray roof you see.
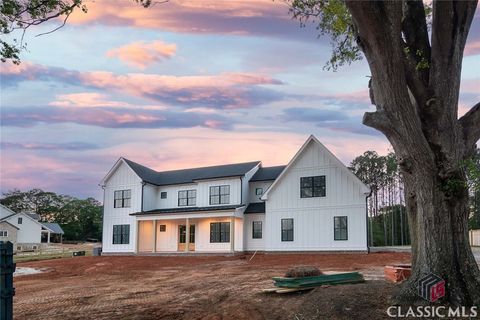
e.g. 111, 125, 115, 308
131, 205, 244, 216
244, 202, 265, 214
250, 166, 286, 182
27, 213, 40, 221
0, 213, 16, 221
41, 222, 64, 234
123, 158, 260, 186
0, 220, 19, 229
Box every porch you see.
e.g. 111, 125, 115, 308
133, 207, 244, 254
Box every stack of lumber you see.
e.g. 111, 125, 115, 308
384, 264, 411, 283
263, 272, 365, 294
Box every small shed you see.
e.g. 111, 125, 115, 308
41, 223, 65, 243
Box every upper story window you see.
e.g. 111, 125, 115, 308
178, 190, 196, 206
334, 216, 348, 241
160, 192, 167, 199
210, 185, 230, 205
255, 188, 263, 196
114, 189, 131, 208
300, 176, 326, 198
18, 217, 23, 224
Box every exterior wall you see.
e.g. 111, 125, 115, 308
248, 181, 273, 203
102, 161, 143, 253
264, 140, 367, 251
0, 222, 17, 247
150, 178, 243, 209
470, 229, 480, 246
5, 214, 42, 244
143, 184, 157, 211
242, 165, 260, 204
243, 213, 265, 251
137, 217, 244, 253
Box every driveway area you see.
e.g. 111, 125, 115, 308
13, 253, 409, 320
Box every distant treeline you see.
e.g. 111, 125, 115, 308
349, 148, 480, 247
0, 189, 102, 241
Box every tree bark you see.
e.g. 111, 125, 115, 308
345, 0, 480, 306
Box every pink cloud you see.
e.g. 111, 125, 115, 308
106, 40, 177, 69
68, 0, 292, 34
49, 92, 131, 108
465, 40, 480, 56
2, 62, 284, 109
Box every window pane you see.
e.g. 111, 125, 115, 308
220, 185, 229, 195
124, 198, 131, 208
210, 195, 220, 205
161, 192, 167, 199
300, 177, 312, 187
210, 186, 219, 196
253, 221, 262, 239
301, 188, 312, 198
114, 191, 121, 199
124, 189, 131, 198
179, 191, 187, 198
189, 197, 196, 206
179, 198, 187, 206
189, 190, 196, 197
221, 195, 230, 204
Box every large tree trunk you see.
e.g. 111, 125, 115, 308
345, 0, 480, 305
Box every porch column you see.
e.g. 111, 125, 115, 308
230, 217, 235, 253
135, 220, 140, 253
47, 231, 50, 244
152, 220, 157, 253
185, 218, 190, 252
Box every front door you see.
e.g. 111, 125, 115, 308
178, 225, 195, 251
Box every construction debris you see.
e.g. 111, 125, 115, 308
384, 264, 411, 283
285, 265, 322, 278
264, 271, 365, 293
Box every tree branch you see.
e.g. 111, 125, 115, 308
459, 102, 480, 151
402, 0, 431, 85
363, 111, 395, 137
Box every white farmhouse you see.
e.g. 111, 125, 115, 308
0, 204, 64, 251
100, 135, 370, 254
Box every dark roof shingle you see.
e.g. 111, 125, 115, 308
123, 158, 260, 186
131, 205, 243, 215
250, 166, 286, 182
244, 202, 265, 214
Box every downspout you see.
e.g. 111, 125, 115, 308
240, 176, 243, 205
365, 190, 373, 254
141, 181, 146, 212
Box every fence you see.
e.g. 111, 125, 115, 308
0, 241, 15, 320
470, 229, 480, 246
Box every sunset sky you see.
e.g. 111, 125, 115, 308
1, 0, 479, 200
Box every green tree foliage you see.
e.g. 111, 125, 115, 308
0, 189, 102, 241
465, 149, 480, 229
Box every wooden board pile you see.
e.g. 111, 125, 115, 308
263, 271, 365, 294
384, 264, 411, 283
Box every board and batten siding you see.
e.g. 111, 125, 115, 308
243, 213, 266, 251
5, 214, 42, 244
242, 164, 260, 204
248, 181, 273, 204
102, 161, 143, 253
151, 178, 243, 209
264, 140, 368, 251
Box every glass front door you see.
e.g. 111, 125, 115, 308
178, 225, 195, 251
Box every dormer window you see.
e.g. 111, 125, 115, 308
160, 192, 167, 199
210, 185, 230, 205
255, 188, 263, 196
178, 190, 196, 206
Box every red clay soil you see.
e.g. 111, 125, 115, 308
14, 253, 410, 320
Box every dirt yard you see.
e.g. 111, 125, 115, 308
14, 253, 410, 320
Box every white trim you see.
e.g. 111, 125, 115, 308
261, 135, 370, 200
1, 212, 51, 230
100, 157, 142, 186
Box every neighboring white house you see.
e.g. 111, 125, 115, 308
100, 135, 370, 254
0, 204, 64, 250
